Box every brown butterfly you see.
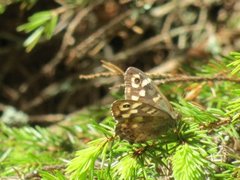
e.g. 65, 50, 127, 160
111, 67, 178, 143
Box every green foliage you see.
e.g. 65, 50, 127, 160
66, 137, 110, 179
17, 10, 58, 52
1, 0, 91, 52
40, 170, 66, 180
0, 0, 38, 14
172, 144, 209, 180
227, 92, 240, 116
228, 52, 240, 75
112, 154, 140, 180
0, 4, 6, 14
173, 99, 218, 124
226, 52, 240, 119
0, 123, 63, 176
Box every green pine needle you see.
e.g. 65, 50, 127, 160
172, 144, 209, 180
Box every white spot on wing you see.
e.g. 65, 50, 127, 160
153, 95, 161, 102
132, 82, 140, 88
122, 114, 130, 118
131, 102, 142, 109
130, 109, 138, 114
131, 95, 139, 101
139, 89, 146, 96
141, 78, 151, 87
147, 109, 157, 114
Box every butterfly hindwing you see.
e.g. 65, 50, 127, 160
111, 100, 175, 143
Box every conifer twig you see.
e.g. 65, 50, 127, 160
155, 76, 240, 84
79, 71, 119, 79
29, 114, 66, 124
24, 164, 65, 179
200, 118, 231, 130
101, 60, 124, 75
42, 0, 104, 75
67, 9, 132, 63
79, 70, 240, 84
111, 24, 204, 62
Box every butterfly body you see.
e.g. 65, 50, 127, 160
111, 67, 178, 143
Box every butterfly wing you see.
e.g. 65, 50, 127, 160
124, 67, 178, 119
111, 100, 175, 143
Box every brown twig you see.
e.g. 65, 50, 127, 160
29, 114, 66, 124
150, 0, 195, 17
0, 103, 66, 125
66, 9, 132, 63
17, 3, 102, 97
42, 1, 104, 75
200, 117, 233, 131
155, 76, 240, 84
2, 85, 20, 101
79, 68, 240, 84
21, 77, 74, 111
147, 56, 184, 74
24, 164, 65, 179
111, 24, 204, 62
79, 71, 119, 79
101, 60, 124, 75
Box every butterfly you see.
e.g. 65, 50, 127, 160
111, 67, 178, 143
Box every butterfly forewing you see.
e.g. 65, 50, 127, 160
124, 67, 177, 119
